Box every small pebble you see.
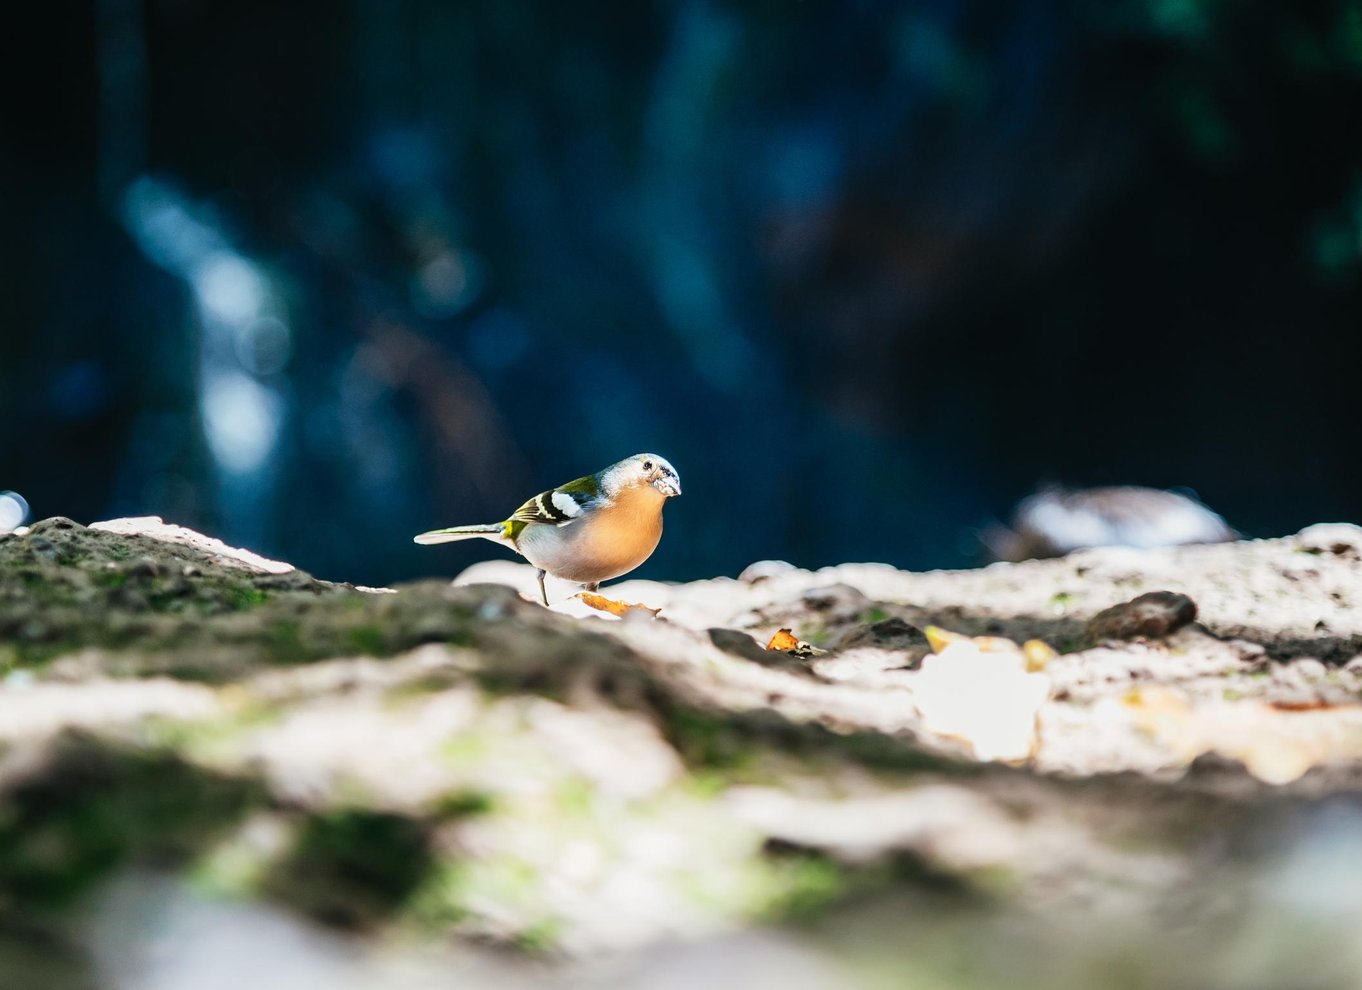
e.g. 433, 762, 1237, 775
738, 559, 798, 583
1085, 591, 1198, 644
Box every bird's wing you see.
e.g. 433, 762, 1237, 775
507, 474, 600, 533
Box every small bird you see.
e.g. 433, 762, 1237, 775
414, 453, 682, 606
984, 484, 1238, 562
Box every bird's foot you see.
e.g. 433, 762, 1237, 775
574, 592, 661, 618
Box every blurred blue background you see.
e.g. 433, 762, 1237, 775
3, 0, 1361, 586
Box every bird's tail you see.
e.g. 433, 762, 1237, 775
413, 522, 508, 545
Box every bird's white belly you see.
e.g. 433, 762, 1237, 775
516, 518, 661, 584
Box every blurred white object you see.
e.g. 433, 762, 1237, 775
987, 485, 1237, 561
0, 490, 30, 533
911, 641, 1050, 762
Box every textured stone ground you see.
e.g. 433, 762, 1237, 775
5, 516, 1362, 989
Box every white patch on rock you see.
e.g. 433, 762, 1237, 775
909, 642, 1050, 763
90, 517, 294, 574
0, 677, 222, 751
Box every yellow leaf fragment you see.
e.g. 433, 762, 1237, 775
574, 593, 661, 618
766, 628, 802, 652
1022, 639, 1058, 671
925, 626, 1022, 656
924, 626, 968, 654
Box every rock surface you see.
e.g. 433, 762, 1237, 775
5, 516, 1362, 988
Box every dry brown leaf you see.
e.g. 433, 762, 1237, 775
1269, 700, 1344, 713
575, 593, 661, 618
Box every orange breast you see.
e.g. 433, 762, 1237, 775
570, 485, 665, 582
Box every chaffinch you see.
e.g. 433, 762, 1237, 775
415, 453, 682, 605
986, 485, 1237, 561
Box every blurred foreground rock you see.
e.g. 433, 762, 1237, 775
5, 516, 1362, 989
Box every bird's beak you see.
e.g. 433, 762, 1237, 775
653, 476, 681, 497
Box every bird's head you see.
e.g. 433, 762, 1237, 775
603, 453, 681, 498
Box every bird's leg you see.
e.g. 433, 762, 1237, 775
585, 582, 599, 593
536, 568, 549, 607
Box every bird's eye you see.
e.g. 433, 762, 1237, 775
643, 460, 653, 471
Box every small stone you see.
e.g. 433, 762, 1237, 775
738, 559, 797, 583
108, 586, 150, 611
799, 584, 870, 616
837, 617, 927, 652
28, 516, 81, 533
1084, 591, 1198, 644
128, 556, 164, 580
159, 574, 193, 597
1295, 523, 1362, 559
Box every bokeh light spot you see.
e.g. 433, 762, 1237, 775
201, 371, 284, 475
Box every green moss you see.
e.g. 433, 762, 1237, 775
861, 607, 890, 624
188, 820, 285, 898
440, 733, 491, 765
227, 585, 268, 610
554, 777, 595, 817
91, 570, 128, 590
661, 707, 755, 770
514, 919, 564, 953
688, 770, 731, 798
663, 701, 965, 780
384, 671, 466, 699
430, 790, 495, 819
11, 640, 83, 669
758, 852, 847, 922
798, 621, 830, 647
346, 624, 388, 656
264, 620, 303, 662
406, 862, 471, 927
0, 744, 261, 910
473, 667, 568, 702
266, 810, 433, 927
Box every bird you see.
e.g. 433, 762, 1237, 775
983, 485, 1238, 562
414, 453, 682, 606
